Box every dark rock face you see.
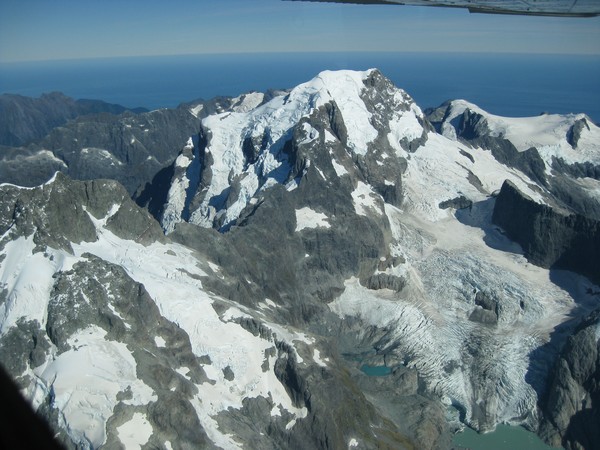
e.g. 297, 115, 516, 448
334, 320, 452, 450
539, 309, 600, 450
363, 273, 406, 292
552, 157, 600, 181
567, 117, 592, 148
0, 173, 164, 252
0, 92, 147, 147
469, 291, 499, 324
439, 195, 473, 210
548, 174, 600, 221
0, 364, 66, 450
456, 108, 491, 140
0, 319, 51, 385
492, 180, 600, 285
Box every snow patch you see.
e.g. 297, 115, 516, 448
81, 148, 123, 165
351, 181, 382, 216
295, 207, 330, 232
300, 122, 319, 145
313, 349, 328, 367
34, 326, 156, 448
330, 154, 348, 177
231, 92, 265, 113
189, 104, 204, 118
0, 236, 73, 335
116, 412, 153, 450
324, 129, 338, 143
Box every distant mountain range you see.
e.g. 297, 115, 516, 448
0, 70, 598, 450
0, 92, 149, 147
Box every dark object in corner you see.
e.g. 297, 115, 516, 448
0, 364, 65, 450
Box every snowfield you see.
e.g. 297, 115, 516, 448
442, 99, 600, 165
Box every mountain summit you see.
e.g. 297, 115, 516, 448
1, 69, 599, 450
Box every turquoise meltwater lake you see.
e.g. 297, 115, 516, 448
358, 365, 564, 449
453, 424, 563, 450
360, 364, 392, 376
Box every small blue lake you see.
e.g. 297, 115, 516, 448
360, 364, 392, 376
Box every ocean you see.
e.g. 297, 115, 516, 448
1, 52, 599, 122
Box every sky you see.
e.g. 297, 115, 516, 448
0, 0, 599, 63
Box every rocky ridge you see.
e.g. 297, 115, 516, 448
0, 92, 271, 198
539, 309, 600, 450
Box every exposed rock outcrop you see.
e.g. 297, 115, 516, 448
0, 172, 164, 252
492, 180, 600, 284
539, 309, 600, 450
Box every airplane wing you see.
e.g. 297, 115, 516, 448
285, 0, 600, 17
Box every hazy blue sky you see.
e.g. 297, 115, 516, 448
1, 0, 599, 62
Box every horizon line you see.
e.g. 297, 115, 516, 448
2, 49, 600, 64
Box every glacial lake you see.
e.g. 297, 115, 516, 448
453, 424, 564, 450
360, 364, 392, 376
357, 364, 564, 449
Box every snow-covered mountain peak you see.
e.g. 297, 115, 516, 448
161, 68, 427, 232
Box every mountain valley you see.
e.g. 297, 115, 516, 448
0, 69, 599, 450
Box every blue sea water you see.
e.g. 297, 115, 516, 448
1, 52, 599, 121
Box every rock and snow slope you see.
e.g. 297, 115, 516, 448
0, 174, 411, 449
0, 69, 599, 450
